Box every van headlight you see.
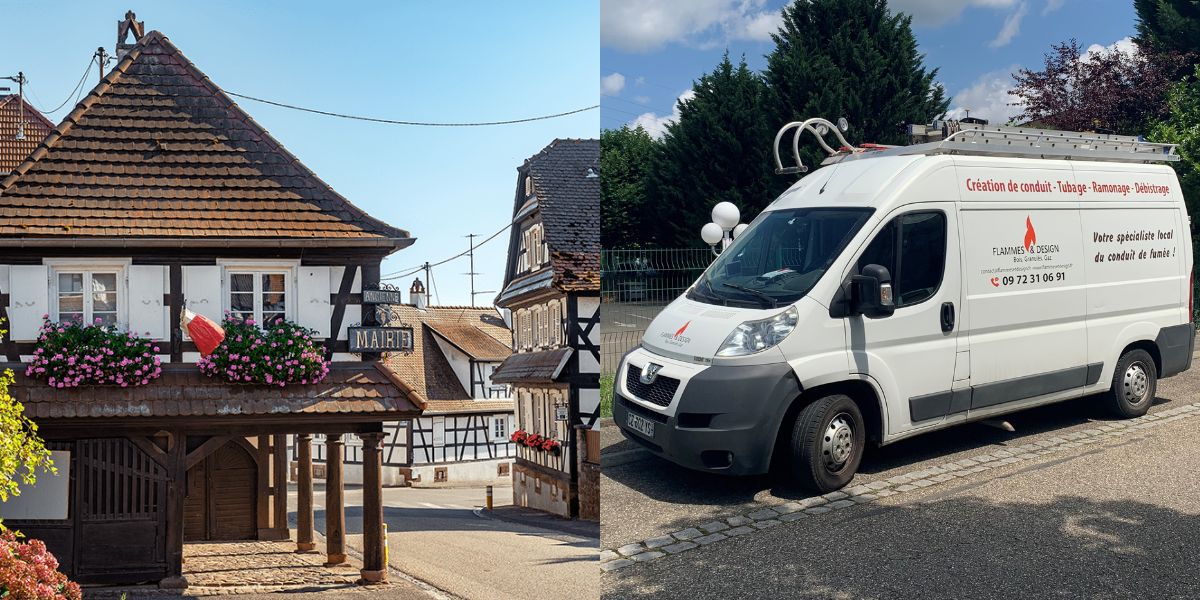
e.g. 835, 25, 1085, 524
716, 306, 799, 357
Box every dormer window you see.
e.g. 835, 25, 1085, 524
524, 175, 534, 197
518, 223, 547, 274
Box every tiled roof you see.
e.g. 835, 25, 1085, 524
5, 362, 422, 420
0, 30, 409, 245
426, 322, 511, 361
500, 139, 599, 300
491, 347, 572, 384
385, 303, 512, 401
0, 95, 55, 175
530, 138, 599, 291
423, 399, 514, 415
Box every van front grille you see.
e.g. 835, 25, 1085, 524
625, 365, 680, 408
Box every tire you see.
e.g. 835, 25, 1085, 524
1105, 349, 1157, 418
788, 394, 865, 493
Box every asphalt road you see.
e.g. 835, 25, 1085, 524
287, 483, 598, 600
602, 358, 1200, 599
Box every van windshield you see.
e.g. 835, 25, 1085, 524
688, 207, 874, 308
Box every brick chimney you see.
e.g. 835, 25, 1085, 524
116, 11, 145, 61
410, 278, 427, 309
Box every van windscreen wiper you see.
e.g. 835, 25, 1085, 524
721, 283, 778, 308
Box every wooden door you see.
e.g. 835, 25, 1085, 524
182, 441, 257, 541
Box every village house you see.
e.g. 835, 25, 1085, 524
0, 14, 420, 588
303, 278, 516, 486
492, 138, 600, 520
0, 92, 55, 175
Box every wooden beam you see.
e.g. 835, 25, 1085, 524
327, 265, 359, 360
160, 430, 188, 589
324, 435, 347, 565
130, 435, 169, 468
255, 435, 273, 539
272, 434, 289, 540
295, 434, 316, 553
168, 264, 183, 362
185, 435, 234, 470
358, 431, 387, 584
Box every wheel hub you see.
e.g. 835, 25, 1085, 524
1122, 363, 1149, 404
822, 413, 854, 470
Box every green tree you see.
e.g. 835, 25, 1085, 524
648, 53, 782, 248
765, 0, 949, 173
600, 125, 658, 249
1150, 65, 1200, 234
0, 319, 55, 522
1136, 0, 1200, 57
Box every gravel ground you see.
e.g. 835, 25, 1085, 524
602, 359, 1200, 599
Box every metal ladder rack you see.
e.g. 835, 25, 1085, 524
896, 122, 1179, 163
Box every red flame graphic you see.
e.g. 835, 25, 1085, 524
1024, 216, 1036, 251
674, 321, 691, 338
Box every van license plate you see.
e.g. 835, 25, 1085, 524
626, 412, 656, 438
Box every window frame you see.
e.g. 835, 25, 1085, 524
219, 262, 297, 326
47, 260, 130, 329
855, 209, 948, 310
491, 416, 508, 441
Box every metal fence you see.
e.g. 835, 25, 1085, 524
600, 248, 714, 376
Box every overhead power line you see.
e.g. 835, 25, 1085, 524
224, 91, 598, 127
29, 55, 97, 115
382, 221, 512, 281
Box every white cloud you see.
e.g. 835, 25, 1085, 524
1084, 36, 1137, 59
989, 1, 1028, 48
1042, 0, 1065, 15
888, 0, 1019, 27
630, 90, 696, 138
633, 95, 651, 104
601, 0, 782, 53
944, 66, 1024, 125
601, 72, 627, 96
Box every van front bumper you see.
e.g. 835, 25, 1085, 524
614, 350, 801, 475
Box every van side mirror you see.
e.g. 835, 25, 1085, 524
850, 264, 895, 318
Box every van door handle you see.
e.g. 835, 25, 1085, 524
940, 302, 955, 332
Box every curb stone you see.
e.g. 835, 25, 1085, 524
599, 400, 1200, 572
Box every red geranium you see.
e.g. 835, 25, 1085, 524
541, 438, 562, 456
524, 434, 543, 448
510, 430, 527, 444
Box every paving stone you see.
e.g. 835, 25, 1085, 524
725, 526, 755, 537
821, 491, 849, 501
932, 474, 955, 483
726, 515, 753, 527
644, 535, 675, 549
797, 497, 828, 509
779, 511, 807, 522
774, 502, 804, 515
630, 551, 665, 562
602, 558, 636, 572
842, 485, 871, 496
895, 484, 918, 492
827, 499, 856, 509
913, 479, 936, 488
958, 458, 979, 467
662, 541, 698, 554
694, 533, 727, 545
672, 528, 704, 541
805, 506, 833, 515
600, 550, 619, 562
887, 474, 914, 485
749, 508, 781, 521
875, 489, 898, 498
752, 519, 782, 529
698, 521, 729, 534
617, 543, 645, 557
852, 494, 879, 504
865, 481, 891, 491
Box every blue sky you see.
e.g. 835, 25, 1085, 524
601, 0, 1138, 135
3, 1, 598, 306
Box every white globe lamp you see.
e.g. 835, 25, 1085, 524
711, 202, 740, 230
732, 223, 749, 239
701, 222, 724, 246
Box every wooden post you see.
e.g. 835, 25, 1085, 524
358, 431, 387, 584
271, 434, 289, 539
295, 434, 316, 552
324, 435, 346, 565
255, 435, 273, 539
159, 431, 188, 589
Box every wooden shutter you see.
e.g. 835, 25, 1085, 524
182, 266, 222, 323
296, 266, 331, 338
8, 265, 48, 341
128, 265, 167, 339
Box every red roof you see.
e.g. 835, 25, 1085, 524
0, 95, 55, 174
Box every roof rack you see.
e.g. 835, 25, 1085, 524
775, 118, 1180, 175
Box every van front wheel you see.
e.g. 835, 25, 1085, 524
788, 394, 865, 493
1106, 349, 1157, 418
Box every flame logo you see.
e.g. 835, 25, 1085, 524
674, 321, 691, 338
1024, 216, 1036, 251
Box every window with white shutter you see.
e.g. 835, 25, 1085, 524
228, 271, 288, 325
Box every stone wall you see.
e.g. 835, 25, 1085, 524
512, 460, 571, 518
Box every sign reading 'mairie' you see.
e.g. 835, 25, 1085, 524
348, 326, 414, 352
362, 289, 404, 305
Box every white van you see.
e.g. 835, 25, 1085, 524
614, 118, 1194, 492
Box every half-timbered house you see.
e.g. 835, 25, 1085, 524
0, 14, 416, 587
492, 138, 599, 518
305, 279, 516, 485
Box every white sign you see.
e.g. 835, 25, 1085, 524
555, 405, 569, 422
0, 450, 71, 520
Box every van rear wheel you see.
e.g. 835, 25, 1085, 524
1106, 349, 1157, 418
788, 394, 865, 493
